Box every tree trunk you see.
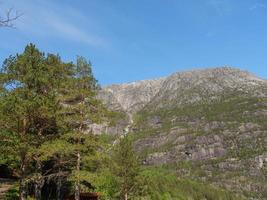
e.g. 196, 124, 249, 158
57, 177, 62, 200
75, 106, 84, 200
19, 159, 27, 200
19, 180, 27, 200
34, 181, 42, 200
124, 192, 128, 200
75, 152, 81, 200
19, 179, 27, 200
34, 161, 43, 200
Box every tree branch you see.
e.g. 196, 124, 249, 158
0, 7, 23, 28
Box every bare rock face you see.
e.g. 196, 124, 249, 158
99, 78, 165, 114
145, 67, 266, 110
99, 67, 266, 115
238, 122, 261, 133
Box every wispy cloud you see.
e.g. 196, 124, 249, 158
6, 0, 106, 47
249, 3, 267, 11
207, 0, 233, 15
48, 19, 103, 46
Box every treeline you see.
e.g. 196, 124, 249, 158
0, 44, 142, 200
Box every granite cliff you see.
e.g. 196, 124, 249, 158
100, 67, 266, 114
98, 67, 267, 199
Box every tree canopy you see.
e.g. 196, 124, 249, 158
0, 44, 108, 200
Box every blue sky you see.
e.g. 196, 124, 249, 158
1, 0, 267, 85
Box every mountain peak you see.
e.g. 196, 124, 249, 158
170, 66, 264, 82
99, 67, 266, 114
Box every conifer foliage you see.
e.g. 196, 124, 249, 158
0, 44, 106, 200
112, 135, 142, 200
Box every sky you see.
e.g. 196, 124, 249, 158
0, 0, 267, 85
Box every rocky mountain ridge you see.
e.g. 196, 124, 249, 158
99, 67, 266, 115
98, 66, 267, 199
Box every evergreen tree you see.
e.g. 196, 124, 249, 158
112, 135, 142, 200
0, 44, 72, 200
39, 56, 107, 200
1, 45, 111, 200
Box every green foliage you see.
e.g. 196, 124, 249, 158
4, 185, 19, 200
57, 56, 108, 196
135, 96, 267, 130
107, 110, 128, 126
0, 44, 109, 199
94, 169, 119, 200
140, 166, 243, 200
111, 134, 144, 200
131, 95, 267, 199
0, 130, 20, 168
0, 44, 74, 199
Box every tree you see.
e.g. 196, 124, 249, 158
62, 56, 105, 200
0, 44, 72, 200
112, 135, 142, 200
37, 56, 108, 200
1, 45, 111, 200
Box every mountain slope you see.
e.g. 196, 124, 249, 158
100, 67, 266, 114
99, 78, 165, 115
99, 67, 267, 199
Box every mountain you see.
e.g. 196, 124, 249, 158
98, 78, 165, 117
98, 67, 267, 199
100, 67, 266, 114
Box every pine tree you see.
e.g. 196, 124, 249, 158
0, 44, 72, 200
1, 45, 110, 200
112, 135, 141, 200
53, 56, 107, 200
